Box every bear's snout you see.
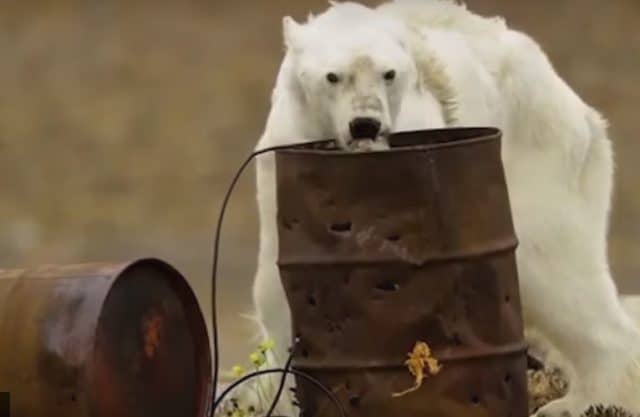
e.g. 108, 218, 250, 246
349, 117, 382, 140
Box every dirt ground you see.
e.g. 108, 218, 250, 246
1, 0, 638, 369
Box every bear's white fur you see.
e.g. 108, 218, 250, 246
622, 295, 640, 328
249, 1, 640, 416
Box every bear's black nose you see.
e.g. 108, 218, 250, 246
349, 117, 381, 140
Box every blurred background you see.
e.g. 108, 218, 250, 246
1, 0, 638, 369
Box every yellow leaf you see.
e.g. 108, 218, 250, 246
231, 365, 246, 377
392, 341, 441, 398
258, 338, 275, 352
249, 351, 265, 367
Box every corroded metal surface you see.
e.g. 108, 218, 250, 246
0, 258, 211, 417
276, 128, 528, 417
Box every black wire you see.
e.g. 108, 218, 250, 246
212, 368, 347, 417
208, 140, 339, 417
263, 339, 297, 417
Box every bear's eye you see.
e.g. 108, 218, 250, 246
326, 72, 340, 84
383, 70, 396, 81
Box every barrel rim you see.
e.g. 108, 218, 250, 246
275, 126, 501, 155
86, 257, 213, 417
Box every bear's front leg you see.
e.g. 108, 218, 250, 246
252, 260, 297, 412
515, 218, 640, 417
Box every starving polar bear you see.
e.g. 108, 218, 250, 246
249, 1, 640, 416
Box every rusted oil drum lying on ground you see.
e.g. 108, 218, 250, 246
275, 128, 528, 417
0, 258, 211, 417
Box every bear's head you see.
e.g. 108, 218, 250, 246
282, 5, 419, 150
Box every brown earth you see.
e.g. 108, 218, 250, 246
0, 0, 638, 369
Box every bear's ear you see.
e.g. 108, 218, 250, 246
282, 16, 305, 52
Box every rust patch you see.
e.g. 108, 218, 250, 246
142, 310, 163, 359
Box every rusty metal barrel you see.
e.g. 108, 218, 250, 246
0, 258, 211, 417
275, 128, 528, 417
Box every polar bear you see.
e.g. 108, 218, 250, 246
249, 1, 640, 417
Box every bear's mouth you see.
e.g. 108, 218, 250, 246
346, 136, 390, 152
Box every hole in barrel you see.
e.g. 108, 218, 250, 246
292, 332, 302, 352
349, 395, 361, 407
505, 294, 511, 303
307, 295, 317, 306
330, 221, 352, 233
375, 281, 399, 292
504, 373, 512, 383
386, 233, 401, 242
282, 219, 293, 230
471, 395, 481, 405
